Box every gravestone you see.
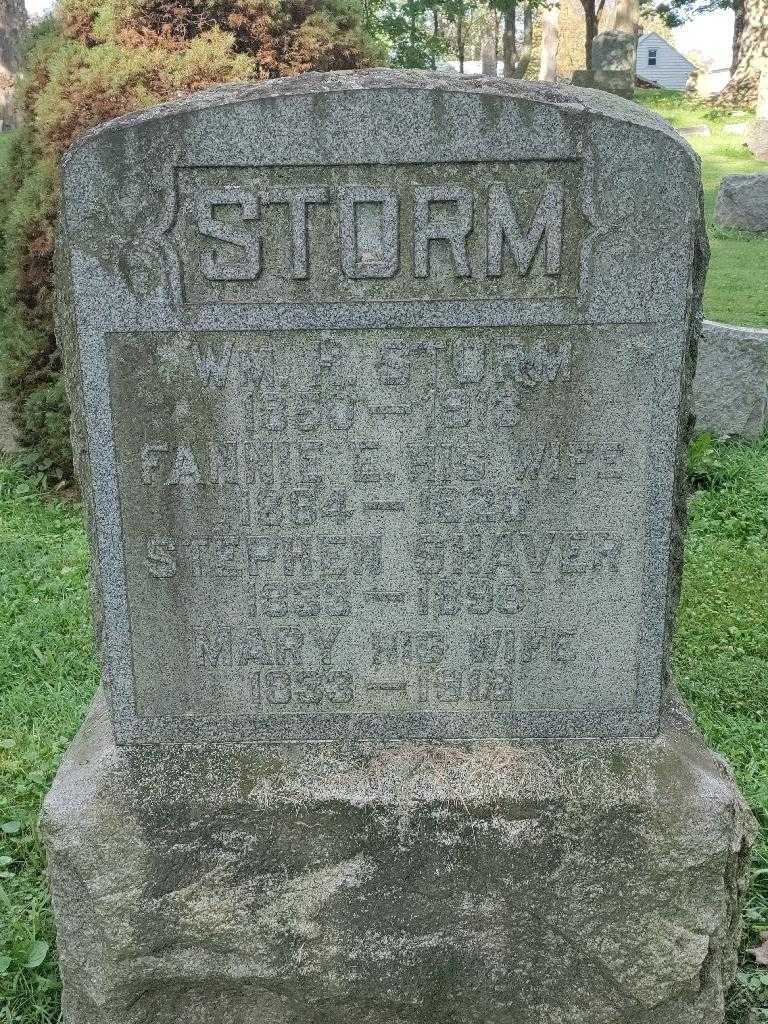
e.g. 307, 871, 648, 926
746, 68, 768, 160
714, 173, 768, 232
572, 31, 636, 98
44, 70, 755, 1024
695, 320, 768, 437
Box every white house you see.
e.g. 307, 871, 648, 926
636, 33, 696, 91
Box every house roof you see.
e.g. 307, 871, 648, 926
638, 32, 697, 70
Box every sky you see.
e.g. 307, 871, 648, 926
24, 0, 735, 70
672, 9, 735, 71
25, 0, 54, 15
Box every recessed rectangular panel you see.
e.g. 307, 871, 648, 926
106, 323, 678, 739
170, 161, 584, 306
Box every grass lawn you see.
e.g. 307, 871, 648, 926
635, 89, 768, 328
0, 465, 97, 1023
1, 439, 767, 1022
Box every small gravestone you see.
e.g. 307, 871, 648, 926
695, 320, 768, 437
44, 71, 755, 1024
573, 31, 636, 98
747, 68, 768, 160
714, 173, 768, 232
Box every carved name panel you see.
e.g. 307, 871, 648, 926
58, 71, 702, 742
169, 161, 583, 305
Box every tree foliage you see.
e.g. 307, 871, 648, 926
378, 0, 446, 66
0, 0, 380, 483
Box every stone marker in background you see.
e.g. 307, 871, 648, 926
695, 320, 768, 437
572, 31, 636, 98
714, 173, 768, 232
44, 70, 755, 1024
746, 67, 768, 160
481, 34, 498, 76
538, 2, 560, 82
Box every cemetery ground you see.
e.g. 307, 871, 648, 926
0, 435, 767, 1022
1, 84, 767, 1024
637, 88, 768, 328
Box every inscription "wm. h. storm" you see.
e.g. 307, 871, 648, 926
171, 161, 584, 305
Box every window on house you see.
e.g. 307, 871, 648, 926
648, 48, 658, 66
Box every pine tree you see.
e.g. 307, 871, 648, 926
0, 0, 381, 483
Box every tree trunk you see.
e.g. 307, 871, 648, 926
502, 2, 517, 77
0, 0, 27, 129
538, 2, 560, 82
431, 6, 440, 69
0, 0, 27, 75
580, 0, 597, 69
457, 14, 465, 73
515, 4, 534, 77
612, 0, 639, 35
409, 8, 418, 65
482, 28, 498, 75
718, 0, 768, 106
732, 0, 746, 73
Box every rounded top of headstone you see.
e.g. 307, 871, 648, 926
64, 68, 695, 169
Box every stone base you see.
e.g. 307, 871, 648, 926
572, 69, 635, 99
43, 688, 755, 1024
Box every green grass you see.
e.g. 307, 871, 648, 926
0, 440, 767, 1021
681, 435, 768, 1023
635, 89, 768, 328
0, 463, 97, 1023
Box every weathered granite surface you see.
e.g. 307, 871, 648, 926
746, 118, 768, 161
572, 67, 635, 98
695, 320, 768, 438
583, 32, 637, 97
714, 173, 768, 232
47, 72, 751, 1024
592, 30, 636, 69
43, 686, 756, 1024
56, 70, 707, 744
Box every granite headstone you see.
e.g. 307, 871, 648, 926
44, 71, 755, 1024
59, 72, 691, 744
572, 31, 636, 98
714, 173, 768, 232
